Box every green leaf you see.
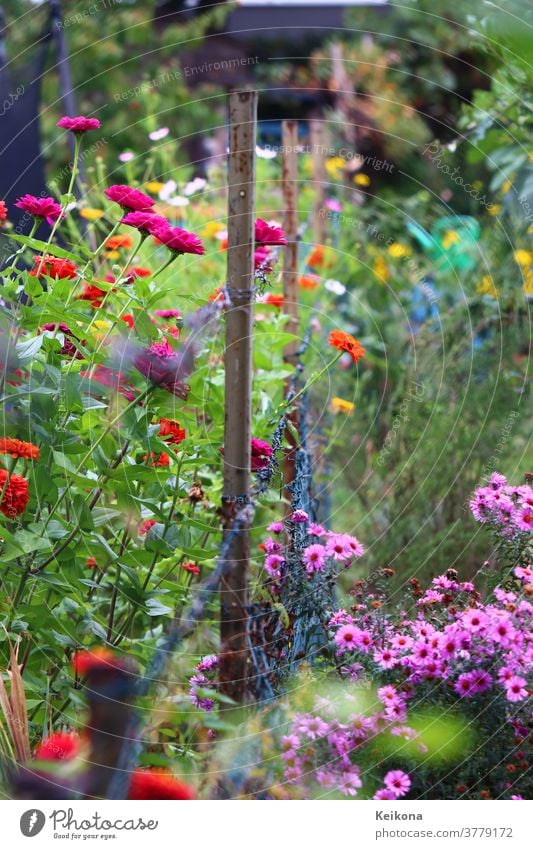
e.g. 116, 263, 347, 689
7, 234, 86, 264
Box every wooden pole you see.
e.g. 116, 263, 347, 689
220, 90, 257, 703
310, 119, 327, 245
281, 120, 300, 504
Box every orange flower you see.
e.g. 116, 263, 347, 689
265, 293, 284, 307
298, 274, 320, 290
144, 451, 170, 467
30, 255, 77, 280
0, 437, 39, 460
159, 418, 186, 445
86, 556, 98, 569
73, 647, 126, 677
106, 234, 133, 250
328, 330, 366, 363
307, 245, 325, 268
0, 470, 29, 517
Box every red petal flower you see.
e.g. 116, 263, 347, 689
255, 218, 287, 246
0, 470, 29, 518
35, 732, 80, 761
15, 196, 62, 226
0, 437, 39, 461
105, 185, 155, 213
158, 418, 186, 445
120, 211, 167, 233
128, 769, 196, 800
57, 116, 101, 133
152, 224, 205, 255
328, 330, 366, 363
30, 255, 77, 280
0, 200, 7, 222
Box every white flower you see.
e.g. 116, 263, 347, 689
183, 177, 207, 196
159, 180, 189, 207
325, 278, 346, 295
149, 127, 169, 141
119, 151, 135, 162
256, 145, 277, 159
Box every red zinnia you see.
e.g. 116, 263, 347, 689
0, 200, 7, 222
41, 322, 84, 359
127, 769, 196, 800
139, 519, 157, 535
182, 562, 200, 575
152, 224, 205, 255
0, 470, 29, 518
78, 283, 106, 308
16, 196, 62, 226
86, 556, 98, 569
81, 365, 138, 403
158, 418, 186, 445
0, 437, 39, 461
30, 255, 77, 280
57, 115, 101, 133
105, 185, 155, 213
264, 293, 284, 307
35, 731, 80, 761
255, 218, 287, 246
144, 451, 170, 467
328, 330, 366, 363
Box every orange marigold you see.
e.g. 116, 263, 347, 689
328, 330, 366, 363
0, 470, 29, 518
0, 437, 39, 460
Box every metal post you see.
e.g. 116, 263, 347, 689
220, 90, 258, 703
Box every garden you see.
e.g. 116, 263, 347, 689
0, 0, 531, 807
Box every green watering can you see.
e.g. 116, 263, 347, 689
407, 215, 481, 272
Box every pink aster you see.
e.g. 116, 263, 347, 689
373, 648, 398, 669
15, 194, 62, 225
325, 533, 352, 562
384, 770, 411, 798
328, 610, 354, 627
308, 522, 326, 537
377, 685, 401, 705
338, 768, 362, 797
374, 788, 396, 800
57, 115, 101, 133
334, 624, 360, 653
264, 554, 284, 578
515, 506, 533, 532
281, 734, 300, 752
294, 714, 330, 740
267, 521, 284, 534
515, 565, 533, 582
462, 608, 488, 632
290, 509, 309, 523
303, 543, 327, 574
504, 676, 528, 702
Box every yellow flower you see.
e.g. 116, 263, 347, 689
522, 268, 533, 295
330, 396, 354, 415
201, 221, 225, 238
93, 320, 111, 330
472, 180, 483, 191
513, 249, 532, 267
325, 156, 345, 178
354, 173, 370, 187
487, 204, 501, 216
476, 276, 498, 298
80, 208, 105, 221
388, 242, 411, 259
501, 179, 512, 194
145, 181, 165, 194
373, 255, 389, 283
441, 230, 460, 249
105, 250, 120, 261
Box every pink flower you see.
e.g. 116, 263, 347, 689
303, 543, 327, 574
153, 224, 205, 255
504, 676, 528, 702
105, 184, 156, 213
377, 685, 401, 706
57, 115, 101, 133
264, 554, 284, 578
325, 533, 352, 562
294, 714, 329, 740
328, 610, 354, 627
290, 509, 309, 523
373, 648, 398, 669
120, 211, 168, 233
374, 788, 396, 800
462, 608, 488, 632
267, 521, 284, 534
255, 218, 287, 246
333, 624, 360, 652
515, 565, 533, 582
155, 309, 181, 319
515, 506, 533, 532
15, 194, 62, 225
338, 768, 362, 797
344, 535, 365, 558
251, 438, 273, 472
383, 769, 411, 798
132, 342, 189, 398
308, 522, 326, 537
281, 734, 300, 752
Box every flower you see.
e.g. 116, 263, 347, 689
106, 234, 133, 250
72, 647, 125, 676
374, 788, 396, 800
516, 506, 533, 532
182, 562, 200, 575
29, 255, 78, 280
159, 418, 186, 445
329, 330, 366, 363
133, 341, 189, 398
264, 554, 284, 577
290, 509, 309, 523
79, 207, 105, 221
57, 115, 101, 133
120, 211, 167, 233
0, 438, 39, 460
504, 676, 528, 702
128, 769, 195, 800
144, 181, 166, 193
155, 309, 181, 319
78, 283, 106, 308
251, 438, 273, 471
81, 364, 138, 402
144, 452, 170, 467
119, 151, 135, 162
255, 218, 287, 246
35, 731, 80, 761
264, 293, 284, 307
299, 274, 320, 290
354, 173, 370, 187
86, 557, 98, 569
307, 245, 325, 268
15, 195, 62, 225
334, 624, 360, 652
0, 200, 7, 222
152, 224, 205, 255
148, 128, 169, 141
267, 521, 284, 534
0, 470, 29, 517
384, 769, 411, 797
139, 519, 157, 535
303, 544, 327, 574
330, 396, 354, 414
104, 185, 156, 213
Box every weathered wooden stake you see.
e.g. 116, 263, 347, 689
281, 120, 300, 503
220, 90, 257, 703
310, 119, 327, 245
